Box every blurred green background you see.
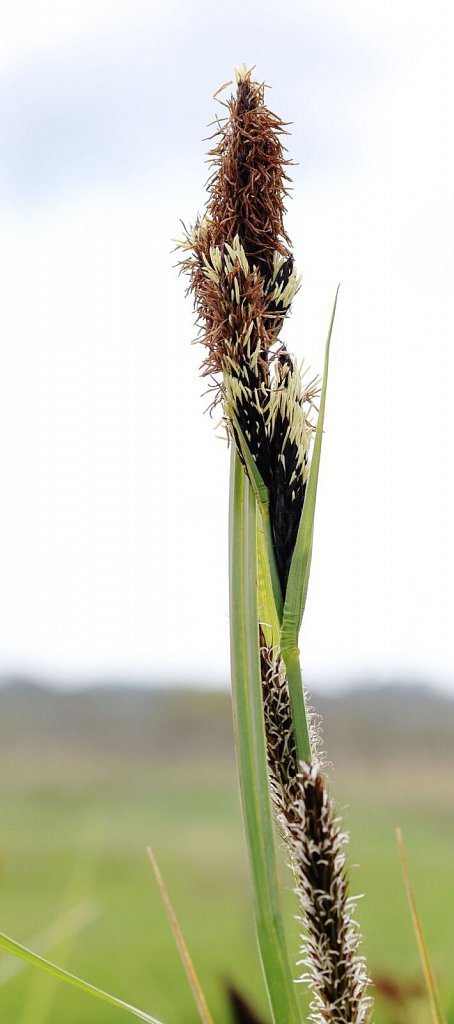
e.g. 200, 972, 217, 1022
1, 682, 453, 1024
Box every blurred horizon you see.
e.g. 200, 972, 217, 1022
2, 671, 454, 696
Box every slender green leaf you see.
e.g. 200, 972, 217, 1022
18, 904, 99, 1024
0, 931, 164, 1024
257, 513, 280, 649
231, 414, 283, 623
0, 902, 98, 989
229, 413, 269, 513
229, 448, 301, 1024
278, 648, 311, 764
280, 288, 339, 763
18, 831, 100, 1024
281, 287, 338, 646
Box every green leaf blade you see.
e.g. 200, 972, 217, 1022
230, 414, 283, 624
281, 287, 338, 650
229, 449, 301, 1024
280, 288, 339, 763
0, 931, 164, 1024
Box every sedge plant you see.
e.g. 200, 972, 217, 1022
179, 65, 372, 1024
0, 62, 449, 1024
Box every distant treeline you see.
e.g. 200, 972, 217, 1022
1, 679, 454, 767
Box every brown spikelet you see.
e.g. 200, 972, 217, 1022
293, 762, 372, 1024
179, 68, 316, 594
260, 642, 371, 1024
207, 66, 293, 272
179, 65, 297, 396
260, 639, 298, 819
266, 354, 313, 590
178, 65, 299, 400
260, 638, 324, 796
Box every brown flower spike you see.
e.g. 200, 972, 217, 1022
207, 67, 292, 268
179, 65, 316, 593
261, 644, 371, 1024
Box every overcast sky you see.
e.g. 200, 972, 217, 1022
1, 0, 453, 688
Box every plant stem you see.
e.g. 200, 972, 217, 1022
229, 448, 301, 1024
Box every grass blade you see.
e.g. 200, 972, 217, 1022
280, 288, 339, 763
0, 930, 165, 1024
231, 412, 283, 624
18, 903, 100, 1024
147, 846, 214, 1024
229, 447, 301, 1024
281, 287, 338, 644
257, 512, 281, 650
396, 828, 447, 1024
18, 831, 101, 1024
0, 901, 98, 989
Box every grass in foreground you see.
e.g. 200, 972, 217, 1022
0, 685, 453, 1023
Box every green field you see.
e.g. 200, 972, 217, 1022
0, 683, 453, 1023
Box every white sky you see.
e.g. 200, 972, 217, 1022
0, 0, 453, 688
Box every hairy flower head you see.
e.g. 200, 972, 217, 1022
207, 64, 293, 271
179, 67, 318, 593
